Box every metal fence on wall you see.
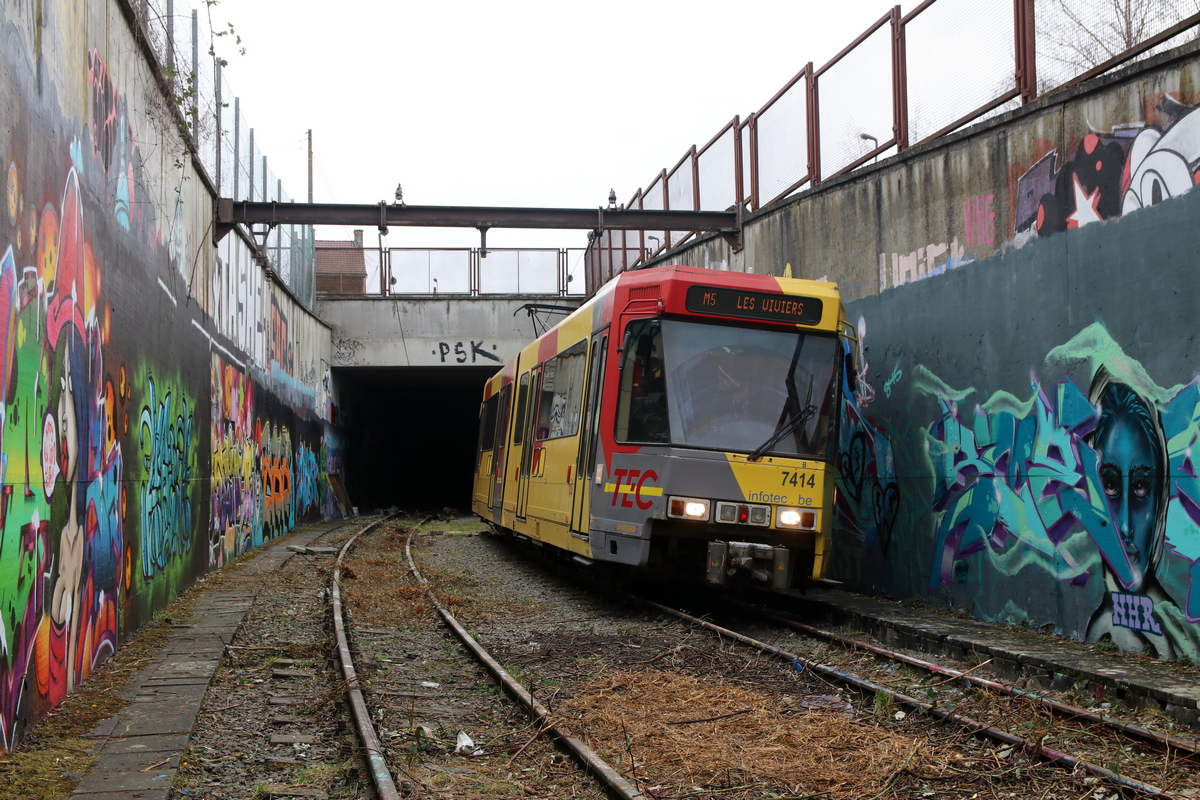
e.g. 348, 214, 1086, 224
586, 0, 1200, 294
370, 248, 586, 297
141, 0, 315, 306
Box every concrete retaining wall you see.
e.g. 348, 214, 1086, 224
0, 0, 335, 746
319, 296, 575, 368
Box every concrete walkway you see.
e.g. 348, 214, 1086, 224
69, 520, 351, 800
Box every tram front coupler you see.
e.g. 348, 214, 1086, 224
706, 540, 794, 591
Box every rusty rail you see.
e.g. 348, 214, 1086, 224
331, 515, 403, 800
404, 533, 645, 800
760, 607, 1200, 758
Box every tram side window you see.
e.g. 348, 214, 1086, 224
512, 373, 530, 446
478, 394, 499, 453
536, 340, 588, 440
616, 319, 670, 444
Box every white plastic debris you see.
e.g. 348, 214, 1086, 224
420, 681, 440, 689
454, 731, 475, 755
893, 710, 907, 721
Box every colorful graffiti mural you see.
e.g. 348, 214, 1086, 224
210, 354, 326, 567
0, 14, 333, 748
1015, 94, 1200, 237
912, 325, 1200, 660
836, 324, 900, 559
0, 165, 128, 748
138, 376, 196, 579
211, 354, 257, 564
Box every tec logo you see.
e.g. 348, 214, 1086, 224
605, 469, 663, 510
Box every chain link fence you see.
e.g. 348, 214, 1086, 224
141, 0, 315, 307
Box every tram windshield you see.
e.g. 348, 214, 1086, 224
616, 318, 840, 460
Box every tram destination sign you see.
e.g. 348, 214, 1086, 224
685, 285, 823, 325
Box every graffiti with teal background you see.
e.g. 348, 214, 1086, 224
294, 442, 320, 516
922, 324, 1200, 659
836, 328, 899, 556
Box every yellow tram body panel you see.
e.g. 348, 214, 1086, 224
722, 454, 836, 580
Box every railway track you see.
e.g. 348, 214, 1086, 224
332, 519, 1200, 800
334, 517, 617, 800
750, 601, 1200, 757
639, 595, 1200, 798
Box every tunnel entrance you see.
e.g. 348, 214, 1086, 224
338, 366, 495, 513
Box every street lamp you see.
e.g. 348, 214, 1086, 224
860, 132, 879, 163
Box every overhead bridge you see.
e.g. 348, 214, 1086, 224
214, 199, 741, 255
318, 295, 576, 370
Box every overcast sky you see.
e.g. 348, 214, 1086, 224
210, 0, 905, 250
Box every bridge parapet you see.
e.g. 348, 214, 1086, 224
317, 295, 578, 369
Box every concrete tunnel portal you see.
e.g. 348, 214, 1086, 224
318, 294, 584, 515
339, 366, 496, 513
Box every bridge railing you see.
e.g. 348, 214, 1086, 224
360, 248, 587, 298
586, 0, 1200, 294
141, 0, 315, 306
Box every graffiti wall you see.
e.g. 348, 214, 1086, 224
837, 174, 1200, 661
0, 1, 335, 747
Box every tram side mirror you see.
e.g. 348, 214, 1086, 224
617, 329, 634, 364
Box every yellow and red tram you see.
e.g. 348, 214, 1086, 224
472, 265, 853, 592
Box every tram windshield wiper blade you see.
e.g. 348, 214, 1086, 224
748, 334, 816, 463
747, 403, 815, 461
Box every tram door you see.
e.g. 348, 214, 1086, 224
502, 372, 531, 517
488, 384, 511, 511
515, 366, 541, 519
571, 331, 608, 536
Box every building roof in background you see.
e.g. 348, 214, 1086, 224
315, 240, 366, 276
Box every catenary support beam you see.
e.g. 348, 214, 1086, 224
214, 199, 738, 243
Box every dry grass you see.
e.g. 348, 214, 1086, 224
341, 529, 432, 626
559, 669, 961, 799
342, 523, 534, 627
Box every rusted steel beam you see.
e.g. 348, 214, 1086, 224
892, 5, 909, 152
214, 199, 738, 242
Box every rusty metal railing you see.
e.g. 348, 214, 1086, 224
348, 247, 587, 298
585, 0, 1200, 294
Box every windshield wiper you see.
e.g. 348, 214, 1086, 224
747, 401, 816, 461
748, 334, 815, 462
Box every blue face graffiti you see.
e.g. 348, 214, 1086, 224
909, 324, 1200, 660
1090, 378, 1166, 594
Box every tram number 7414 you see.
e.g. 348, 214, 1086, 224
780, 470, 816, 488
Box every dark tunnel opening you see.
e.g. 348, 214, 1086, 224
338, 366, 494, 513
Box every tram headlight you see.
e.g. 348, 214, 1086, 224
668, 496, 710, 521
777, 507, 817, 530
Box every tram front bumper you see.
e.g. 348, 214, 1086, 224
706, 541, 793, 591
